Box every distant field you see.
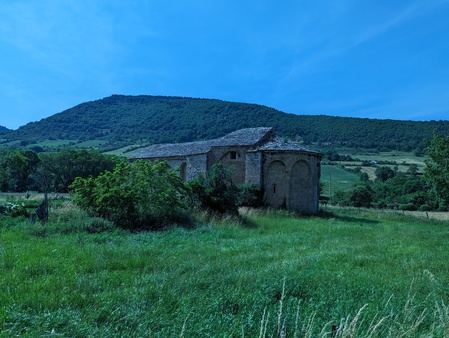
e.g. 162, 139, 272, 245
320, 164, 359, 197
35, 139, 78, 147
104, 145, 147, 157
346, 151, 426, 172
356, 151, 425, 163
75, 140, 109, 148
320, 151, 428, 192
0, 140, 20, 148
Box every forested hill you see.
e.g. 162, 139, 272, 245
3, 95, 449, 151
0, 126, 9, 133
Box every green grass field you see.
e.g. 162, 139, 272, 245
104, 144, 147, 157
1, 204, 449, 337
320, 151, 428, 198
321, 165, 360, 198
339, 151, 427, 176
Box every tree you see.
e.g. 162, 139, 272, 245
375, 166, 395, 182
0, 165, 6, 191
407, 164, 419, 176
2, 150, 39, 192
359, 172, 369, 182
349, 185, 373, 208
40, 149, 117, 193
424, 131, 449, 206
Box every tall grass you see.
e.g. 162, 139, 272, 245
1, 205, 449, 336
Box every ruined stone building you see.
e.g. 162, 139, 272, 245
132, 127, 323, 214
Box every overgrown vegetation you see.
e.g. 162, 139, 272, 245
0, 148, 262, 229
1, 204, 449, 336
71, 160, 192, 230
70, 161, 262, 230
188, 163, 241, 215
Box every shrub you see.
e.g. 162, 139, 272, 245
70, 160, 190, 230
349, 185, 373, 208
378, 201, 388, 209
0, 202, 29, 217
437, 205, 448, 212
419, 204, 432, 212
237, 183, 263, 208
188, 163, 240, 215
399, 203, 417, 211
333, 190, 351, 206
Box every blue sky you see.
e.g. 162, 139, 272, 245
1, 0, 448, 130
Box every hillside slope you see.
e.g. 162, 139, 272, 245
3, 95, 449, 151
0, 126, 10, 133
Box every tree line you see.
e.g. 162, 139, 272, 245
3, 95, 449, 153
0, 148, 118, 193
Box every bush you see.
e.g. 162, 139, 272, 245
333, 190, 351, 206
237, 183, 263, 208
0, 202, 29, 217
399, 203, 417, 211
378, 201, 388, 209
437, 206, 448, 212
188, 163, 240, 215
70, 160, 190, 230
349, 185, 373, 208
419, 204, 432, 212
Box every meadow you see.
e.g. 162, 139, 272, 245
320, 150, 428, 203
1, 201, 449, 337
320, 165, 360, 196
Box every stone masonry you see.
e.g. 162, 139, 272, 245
132, 127, 323, 214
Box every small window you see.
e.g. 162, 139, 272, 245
229, 151, 237, 160
273, 184, 277, 194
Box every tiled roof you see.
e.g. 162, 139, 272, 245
132, 127, 274, 159
257, 136, 322, 156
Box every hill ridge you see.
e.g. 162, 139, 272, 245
3, 95, 449, 152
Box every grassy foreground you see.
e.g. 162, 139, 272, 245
1, 205, 449, 337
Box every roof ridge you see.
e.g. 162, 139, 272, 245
132, 127, 274, 159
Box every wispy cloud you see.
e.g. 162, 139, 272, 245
349, 0, 448, 49
277, 0, 449, 89
0, 1, 120, 80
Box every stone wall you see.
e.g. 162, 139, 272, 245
160, 154, 208, 181
186, 153, 208, 181
208, 146, 251, 185
137, 145, 322, 214
244, 151, 263, 186
262, 151, 321, 214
